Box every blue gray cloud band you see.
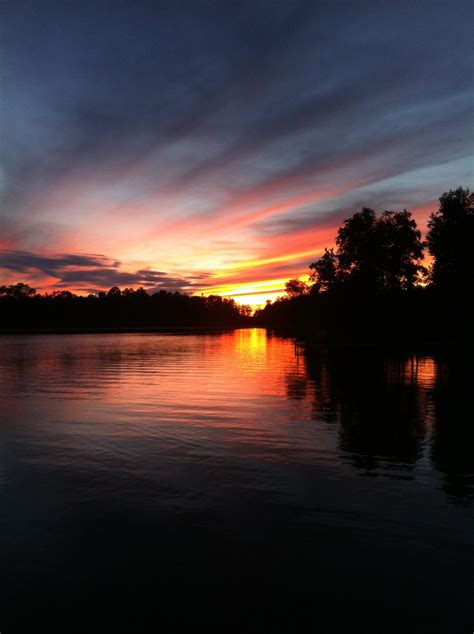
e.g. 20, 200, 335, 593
0, 251, 206, 294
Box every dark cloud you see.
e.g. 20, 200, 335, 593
0, 0, 315, 211
0, 251, 119, 273
0, 250, 207, 293
2, 0, 472, 212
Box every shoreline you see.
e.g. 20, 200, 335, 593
0, 325, 471, 349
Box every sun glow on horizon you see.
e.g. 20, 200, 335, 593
200, 284, 285, 309
200, 274, 313, 309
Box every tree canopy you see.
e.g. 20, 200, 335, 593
256, 187, 473, 343
0, 286, 252, 331
310, 208, 425, 293
285, 278, 309, 298
426, 187, 474, 291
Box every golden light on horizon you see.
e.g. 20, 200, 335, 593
210, 247, 324, 277
198, 280, 285, 308
200, 274, 311, 309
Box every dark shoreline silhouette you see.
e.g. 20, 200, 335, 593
0, 287, 252, 332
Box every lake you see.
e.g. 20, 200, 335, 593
0, 329, 472, 631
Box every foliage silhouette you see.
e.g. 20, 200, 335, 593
0, 285, 251, 331
309, 248, 339, 292
285, 278, 309, 298
256, 187, 473, 343
0, 282, 37, 299
309, 208, 425, 292
426, 187, 474, 291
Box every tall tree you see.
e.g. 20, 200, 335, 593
309, 208, 424, 293
426, 187, 474, 291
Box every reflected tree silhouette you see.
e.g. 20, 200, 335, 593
284, 370, 308, 400
296, 347, 472, 503
304, 350, 426, 473
430, 353, 474, 504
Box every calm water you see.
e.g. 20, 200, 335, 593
0, 330, 473, 631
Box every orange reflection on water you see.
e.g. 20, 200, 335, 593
0, 331, 313, 436
3, 332, 470, 500
401, 356, 437, 387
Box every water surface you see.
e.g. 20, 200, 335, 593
1, 330, 472, 631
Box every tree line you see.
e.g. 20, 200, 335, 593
255, 187, 473, 343
0, 285, 252, 331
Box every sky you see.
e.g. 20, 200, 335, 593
1, 0, 473, 306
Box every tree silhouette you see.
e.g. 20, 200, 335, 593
309, 209, 424, 294
0, 283, 36, 299
336, 208, 424, 291
309, 248, 339, 292
426, 187, 474, 291
258, 189, 472, 342
0, 286, 252, 331
285, 278, 308, 298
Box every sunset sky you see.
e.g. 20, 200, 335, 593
1, 0, 472, 306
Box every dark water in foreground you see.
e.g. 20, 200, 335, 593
0, 330, 473, 632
